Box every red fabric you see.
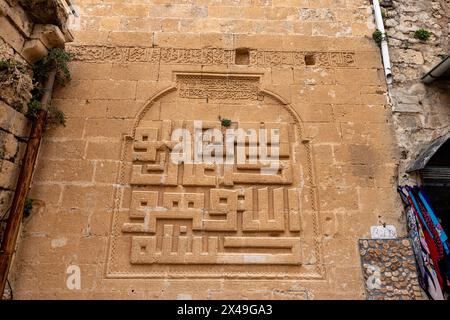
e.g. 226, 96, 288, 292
418, 217, 445, 288
417, 197, 444, 259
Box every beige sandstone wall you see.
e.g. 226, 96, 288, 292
0, 0, 72, 299
9, 0, 407, 299
0, 2, 33, 238
0, 0, 71, 244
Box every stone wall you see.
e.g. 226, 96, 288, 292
383, 0, 450, 182
9, 0, 406, 299
0, 1, 35, 240
0, 0, 72, 298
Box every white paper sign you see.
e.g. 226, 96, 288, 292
370, 225, 397, 239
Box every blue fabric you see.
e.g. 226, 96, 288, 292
418, 190, 450, 254
408, 189, 434, 237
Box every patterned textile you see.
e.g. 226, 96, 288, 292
405, 207, 426, 289
398, 186, 445, 300
418, 190, 450, 254
416, 196, 444, 259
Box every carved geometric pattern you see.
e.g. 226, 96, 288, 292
130, 120, 295, 187
106, 73, 323, 279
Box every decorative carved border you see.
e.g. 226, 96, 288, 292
104, 73, 325, 280
67, 45, 356, 68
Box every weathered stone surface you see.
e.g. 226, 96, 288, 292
3, 0, 415, 301
0, 159, 19, 190
359, 239, 424, 300
21, 39, 48, 63
385, 0, 450, 185
0, 0, 74, 300
18, 0, 68, 27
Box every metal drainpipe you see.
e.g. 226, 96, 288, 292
421, 55, 450, 83
0, 70, 57, 298
372, 0, 393, 85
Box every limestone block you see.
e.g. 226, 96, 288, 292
53, 80, 137, 100
39, 139, 86, 160
110, 63, 159, 81
0, 189, 12, 215
319, 186, 359, 211
86, 140, 121, 160
0, 159, 19, 190
84, 119, 133, 138
0, 100, 16, 133
68, 62, 112, 81
294, 68, 335, 85
93, 161, 119, 184
28, 184, 62, 208
391, 49, 424, 65
61, 185, 115, 210
10, 110, 30, 138
107, 32, 153, 47
45, 118, 85, 139
33, 159, 95, 183
308, 85, 362, 104
0, 0, 9, 16
2, 1, 34, 37
0, 16, 25, 53
294, 103, 333, 122
358, 187, 399, 214
21, 39, 48, 64
0, 61, 33, 111
0, 131, 18, 160
335, 69, 383, 85
32, 24, 66, 49
333, 104, 388, 123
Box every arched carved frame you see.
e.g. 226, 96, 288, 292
105, 73, 325, 280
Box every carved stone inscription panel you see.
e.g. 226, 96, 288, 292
107, 74, 322, 279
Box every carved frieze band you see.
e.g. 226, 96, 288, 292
67, 45, 356, 68
177, 74, 260, 100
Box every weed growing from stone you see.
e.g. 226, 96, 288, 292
26, 98, 41, 119
219, 117, 232, 127
0, 59, 33, 111
372, 30, 384, 47
29, 48, 72, 126
23, 198, 33, 217
33, 48, 72, 86
47, 106, 66, 126
414, 29, 432, 41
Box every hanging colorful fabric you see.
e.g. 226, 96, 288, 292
398, 186, 445, 300
418, 189, 450, 254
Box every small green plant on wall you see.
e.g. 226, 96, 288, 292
23, 198, 33, 217
414, 28, 432, 41
219, 116, 232, 127
372, 29, 384, 47
28, 48, 72, 126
